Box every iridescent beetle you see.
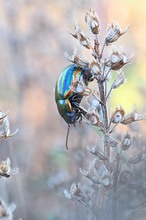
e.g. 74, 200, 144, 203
55, 65, 93, 149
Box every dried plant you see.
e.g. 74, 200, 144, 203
0, 110, 19, 220
63, 9, 146, 220
0, 111, 18, 140
0, 198, 16, 220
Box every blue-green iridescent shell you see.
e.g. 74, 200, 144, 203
55, 65, 82, 102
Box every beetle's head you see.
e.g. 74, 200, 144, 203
82, 68, 94, 85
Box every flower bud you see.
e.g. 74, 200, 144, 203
85, 9, 100, 35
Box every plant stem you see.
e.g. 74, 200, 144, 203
106, 84, 114, 101
98, 81, 110, 161
112, 153, 121, 220
112, 192, 117, 220
99, 40, 106, 60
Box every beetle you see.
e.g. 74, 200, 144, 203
55, 65, 93, 148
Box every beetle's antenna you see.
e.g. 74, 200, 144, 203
66, 124, 70, 150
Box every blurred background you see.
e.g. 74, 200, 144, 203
0, 0, 146, 219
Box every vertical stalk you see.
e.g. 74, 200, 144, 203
94, 35, 110, 162
112, 153, 121, 220
112, 192, 117, 220
98, 81, 110, 161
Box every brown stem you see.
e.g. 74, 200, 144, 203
98, 81, 110, 161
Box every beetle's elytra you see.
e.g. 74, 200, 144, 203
55, 65, 93, 125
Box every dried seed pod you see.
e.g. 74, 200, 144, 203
121, 107, 146, 125
128, 153, 145, 164
0, 199, 16, 219
80, 168, 100, 184
105, 22, 128, 45
94, 159, 109, 177
79, 168, 89, 177
121, 134, 132, 151
64, 183, 83, 202
80, 186, 93, 205
0, 158, 11, 177
85, 112, 102, 128
105, 47, 131, 70
0, 110, 19, 140
111, 107, 125, 123
119, 168, 132, 185
87, 146, 108, 161
65, 182, 95, 208
90, 60, 102, 76
64, 50, 89, 68
69, 24, 92, 49
105, 136, 118, 148
85, 9, 100, 35
86, 93, 101, 113
102, 175, 113, 189
70, 183, 82, 197
0, 158, 19, 180
113, 72, 126, 89
71, 74, 91, 96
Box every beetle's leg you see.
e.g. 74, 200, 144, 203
77, 106, 87, 116
72, 100, 87, 118
78, 114, 82, 123
75, 107, 87, 123
71, 93, 82, 104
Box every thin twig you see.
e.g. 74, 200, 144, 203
103, 67, 111, 81
99, 40, 106, 60
106, 84, 114, 101
109, 123, 118, 134
92, 92, 104, 106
